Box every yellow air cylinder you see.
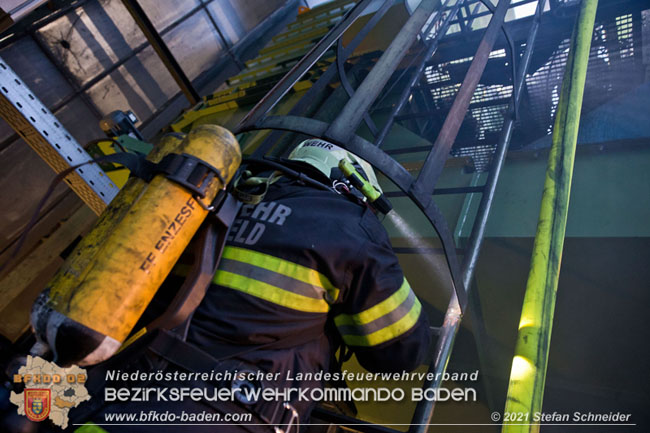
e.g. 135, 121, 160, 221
31, 125, 241, 366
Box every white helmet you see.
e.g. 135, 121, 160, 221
288, 139, 382, 193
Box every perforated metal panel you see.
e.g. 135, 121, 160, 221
395, 2, 648, 172
0, 56, 117, 215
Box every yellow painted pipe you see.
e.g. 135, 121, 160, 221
502, 1, 598, 432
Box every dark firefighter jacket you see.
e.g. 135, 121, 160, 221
186, 175, 431, 419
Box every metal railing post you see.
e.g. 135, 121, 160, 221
408, 1, 548, 430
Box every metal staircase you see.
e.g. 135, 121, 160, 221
201, 0, 647, 430
2, 0, 646, 430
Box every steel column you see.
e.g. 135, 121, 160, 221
384, 185, 485, 196
461, 1, 546, 288
336, 38, 379, 136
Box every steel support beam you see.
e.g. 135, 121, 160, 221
121, 0, 200, 105
0, 0, 49, 32
462, 2, 545, 290
324, 0, 442, 144
476, 0, 518, 109
384, 185, 485, 197
336, 38, 379, 136
0, 2, 84, 43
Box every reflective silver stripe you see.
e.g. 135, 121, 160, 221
219, 258, 327, 301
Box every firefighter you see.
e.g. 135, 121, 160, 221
74, 138, 431, 433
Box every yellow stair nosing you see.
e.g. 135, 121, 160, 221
273, 14, 342, 43
259, 26, 330, 55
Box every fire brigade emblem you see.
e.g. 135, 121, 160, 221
25, 389, 51, 422
10, 356, 90, 429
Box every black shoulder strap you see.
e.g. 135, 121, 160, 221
104, 151, 226, 199
143, 192, 241, 335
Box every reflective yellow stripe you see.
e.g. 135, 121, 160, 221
215, 270, 330, 313
335, 279, 421, 346
335, 279, 411, 326
341, 301, 421, 346
222, 246, 339, 302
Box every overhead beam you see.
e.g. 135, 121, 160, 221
121, 0, 200, 105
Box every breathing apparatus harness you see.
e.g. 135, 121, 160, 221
31, 148, 307, 433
